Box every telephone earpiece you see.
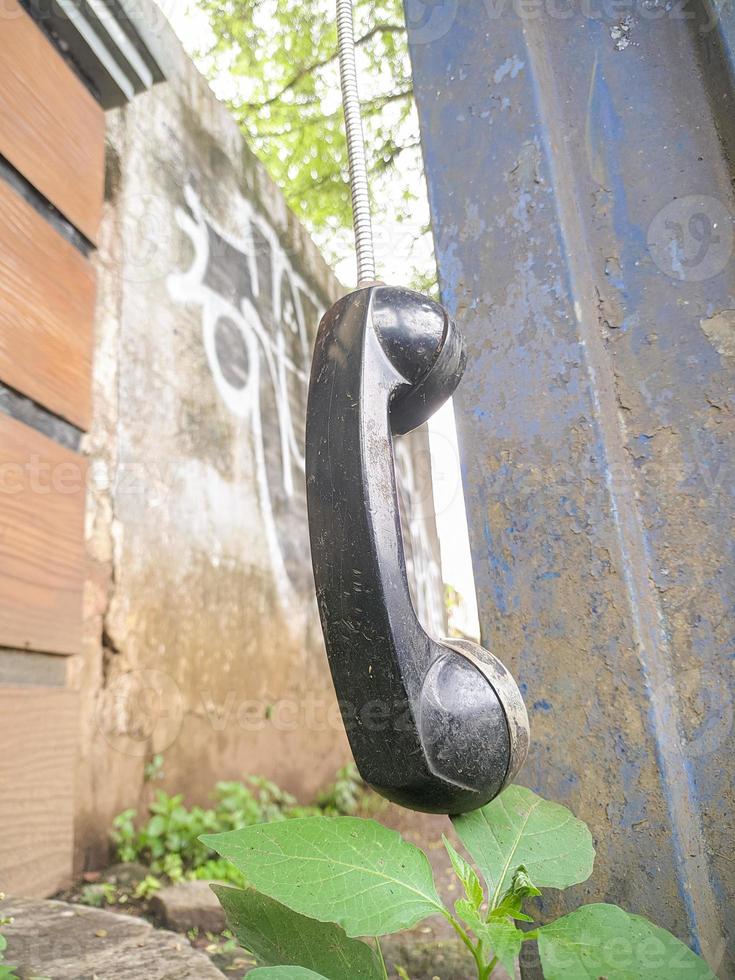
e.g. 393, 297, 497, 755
306, 285, 529, 814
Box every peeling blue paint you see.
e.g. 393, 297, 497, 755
408, 0, 734, 969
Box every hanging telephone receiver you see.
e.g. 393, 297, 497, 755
306, 285, 530, 814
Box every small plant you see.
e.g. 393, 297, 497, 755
110, 769, 366, 887
201, 786, 715, 980
133, 874, 163, 901
78, 881, 118, 908
314, 764, 363, 816
111, 792, 221, 871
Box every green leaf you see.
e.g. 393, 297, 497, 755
212, 885, 383, 980
452, 786, 594, 907
538, 904, 717, 979
507, 866, 541, 899
454, 898, 483, 929
201, 816, 444, 937
477, 918, 524, 977
453, 898, 525, 976
491, 865, 541, 921
247, 970, 328, 980
442, 836, 484, 908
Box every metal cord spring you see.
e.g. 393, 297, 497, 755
336, 0, 376, 285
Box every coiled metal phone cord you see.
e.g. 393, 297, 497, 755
336, 0, 376, 285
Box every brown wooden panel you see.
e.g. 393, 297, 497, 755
0, 0, 104, 242
0, 181, 95, 429
0, 415, 86, 655
0, 686, 76, 896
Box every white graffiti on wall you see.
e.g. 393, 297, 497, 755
166, 184, 445, 632
167, 184, 323, 610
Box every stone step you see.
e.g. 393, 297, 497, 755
1, 896, 225, 979
150, 879, 227, 935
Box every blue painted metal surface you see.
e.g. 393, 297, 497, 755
406, 2, 734, 974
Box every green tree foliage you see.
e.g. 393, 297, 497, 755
195, 0, 426, 272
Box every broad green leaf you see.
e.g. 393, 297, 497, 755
442, 835, 484, 908
538, 904, 716, 979
212, 885, 383, 980
201, 816, 444, 937
452, 786, 594, 907
247, 970, 328, 980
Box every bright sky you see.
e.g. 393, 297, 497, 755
155, 0, 480, 637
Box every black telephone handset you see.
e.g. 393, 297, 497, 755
306, 285, 529, 814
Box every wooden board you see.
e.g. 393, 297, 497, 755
0, 0, 104, 242
0, 180, 95, 430
0, 415, 86, 655
0, 686, 77, 896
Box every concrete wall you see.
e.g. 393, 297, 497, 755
69, 8, 445, 870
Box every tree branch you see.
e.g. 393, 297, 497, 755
245, 23, 406, 109
243, 86, 413, 138
373, 139, 422, 171
362, 86, 414, 113
288, 136, 421, 196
